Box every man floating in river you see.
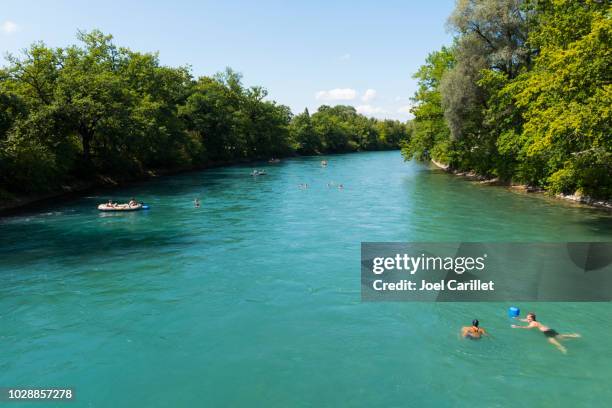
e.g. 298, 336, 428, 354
512, 312, 581, 354
462, 319, 487, 339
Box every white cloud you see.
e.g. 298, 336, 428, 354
315, 88, 357, 101
356, 105, 386, 116
1, 20, 18, 34
339, 53, 351, 61
361, 89, 377, 102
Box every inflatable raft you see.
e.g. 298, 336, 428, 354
98, 203, 149, 212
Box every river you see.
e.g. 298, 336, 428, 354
1, 151, 611, 406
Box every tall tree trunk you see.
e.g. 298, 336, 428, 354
82, 134, 91, 163
79, 127, 93, 173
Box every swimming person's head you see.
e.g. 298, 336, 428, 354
527, 312, 536, 322
472, 319, 479, 327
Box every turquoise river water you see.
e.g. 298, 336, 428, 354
1, 151, 612, 407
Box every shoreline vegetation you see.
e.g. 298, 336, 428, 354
430, 158, 612, 210
0, 30, 408, 214
402, 1, 610, 204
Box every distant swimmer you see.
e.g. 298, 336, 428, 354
321, 160, 328, 166
462, 319, 487, 339
194, 198, 200, 208
338, 184, 344, 189
512, 312, 580, 354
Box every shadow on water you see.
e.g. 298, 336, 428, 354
569, 212, 612, 233
0, 219, 198, 268
0, 161, 286, 221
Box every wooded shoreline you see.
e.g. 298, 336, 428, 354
1, 31, 408, 206
430, 159, 612, 211
403, 1, 610, 201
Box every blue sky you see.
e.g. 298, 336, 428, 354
1, 0, 455, 120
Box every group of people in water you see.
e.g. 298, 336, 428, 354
250, 158, 338, 190
462, 312, 581, 354
327, 182, 343, 189
297, 182, 344, 190
105, 198, 140, 208
193, 159, 335, 205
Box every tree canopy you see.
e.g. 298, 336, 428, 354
403, 0, 611, 199
0, 30, 408, 196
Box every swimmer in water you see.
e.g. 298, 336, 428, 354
194, 198, 200, 208
462, 319, 487, 339
512, 312, 580, 354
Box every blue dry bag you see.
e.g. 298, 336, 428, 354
508, 306, 520, 318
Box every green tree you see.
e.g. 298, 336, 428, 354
290, 108, 321, 154
404, 0, 611, 199
402, 47, 454, 162
508, 0, 611, 197
1, 30, 406, 198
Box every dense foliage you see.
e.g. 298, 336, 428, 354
402, 0, 611, 199
0, 31, 407, 196
291, 105, 408, 155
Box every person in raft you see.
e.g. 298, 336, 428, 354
512, 312, 580, 354
462, 319, 487, 339
107, 199, 116, 208
128, 198, 139, 207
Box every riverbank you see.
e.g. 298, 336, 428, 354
429, 159, 612, 210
